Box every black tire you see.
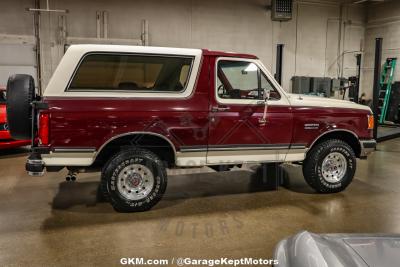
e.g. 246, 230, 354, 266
101, 147, 167, 212
6, 74, 36, 140
302, 139, 356, 193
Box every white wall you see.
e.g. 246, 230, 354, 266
362, 1, 400, 98
0, 0, 38, 87
272, 1, 365, 91
0, 0, 367, 94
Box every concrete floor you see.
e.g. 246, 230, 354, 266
1, 139, 400, 266
378, 125, 400, 141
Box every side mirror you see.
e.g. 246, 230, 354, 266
263, 88, 271, 101
259, 89, 271, 127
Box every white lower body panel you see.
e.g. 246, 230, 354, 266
42, 151, 96, 166
175, 147, 306, 167
41, 147, 306, 167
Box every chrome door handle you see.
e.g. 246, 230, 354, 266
211, 106, 230, 112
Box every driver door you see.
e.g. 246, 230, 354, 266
207, 57, 294, 164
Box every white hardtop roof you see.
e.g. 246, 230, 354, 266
43, 44, 203, 97
66, 44, 203, 56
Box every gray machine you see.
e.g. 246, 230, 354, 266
311, 77, 332, 97
292, 76, 333, 97
291, 76, 311, 94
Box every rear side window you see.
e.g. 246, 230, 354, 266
68, 54, 193, 92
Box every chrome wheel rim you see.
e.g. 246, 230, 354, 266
321, 152, 347, 183
117, 164, 154, 201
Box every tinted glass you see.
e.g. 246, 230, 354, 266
69, 54, 193, 92
261, 73, 281, 100
217, 60, 280, 100
217, 61, 260, 99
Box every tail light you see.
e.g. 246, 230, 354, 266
38, 113, 50, 145
368, 115, 374, 130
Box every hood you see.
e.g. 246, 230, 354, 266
287, 93, 372, 113
0, 104, 6, 123
274, 231, 400, 267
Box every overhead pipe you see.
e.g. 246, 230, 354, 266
28, 0, 67, 13
96, 11, 101, 38
142, 20, 149, 46
32, 0, 42, 94
103, 11, 109, 39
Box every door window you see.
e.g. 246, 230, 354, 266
216, 60, 280, 101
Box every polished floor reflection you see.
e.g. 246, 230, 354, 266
0, 140, 400, 266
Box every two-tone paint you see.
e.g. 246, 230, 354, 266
37, 45, 373, 168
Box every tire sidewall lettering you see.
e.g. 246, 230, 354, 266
316, 145, 354, 189
108, 155, 162, 207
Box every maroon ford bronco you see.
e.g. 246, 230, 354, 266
6, 45, 376, 212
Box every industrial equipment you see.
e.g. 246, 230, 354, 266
271, 0, 293, 21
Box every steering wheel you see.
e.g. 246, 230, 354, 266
246, 88, 261, 98
218, 84, 226, 96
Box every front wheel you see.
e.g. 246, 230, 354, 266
101, 147, 167, 212
302, 139, 356, 193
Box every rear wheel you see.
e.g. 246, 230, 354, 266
101, 147, 167, 212
6, 74, 36, 140
302, 139, 356, 193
